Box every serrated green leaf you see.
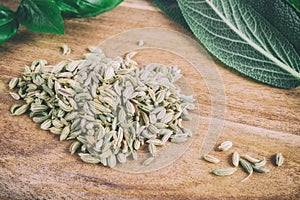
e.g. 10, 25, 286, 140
56, 0, 123, 18
0, 5, 19, 44
177, 0, 300, 88
243, 0, 300, 55
152, 0, 190, 30
17, 0, 64, 34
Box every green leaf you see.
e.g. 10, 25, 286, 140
55, 1, 79, 15
152, 0, 300, 55
286, 0, 300, 13
0, 5, 19, 44
56, 0, 123, 18
243, 0, 300, 55
17, 0, 64, 34
151, 0, 190, 30
177, 0, 300, 89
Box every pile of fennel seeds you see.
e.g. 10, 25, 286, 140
8, 46, 196, 168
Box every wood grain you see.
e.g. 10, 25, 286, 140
0, 0, 299, 199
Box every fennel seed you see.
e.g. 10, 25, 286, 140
8, 77, 19, 90
213, 168, 237, 176
69, 141, 81, 155
218, 140, 233, 151
254, 157, 266, 168
143, 157, 154, 166
12, 104, 29, 116
137, 40, 144, 46
232, 151, 239, 167
10, 104, 21, 114
252, 165, 270, 173
239, 158, 253, 182
9, 92, 20, 100
275, 153, 284, 166
61, 44, 71, 55
243, 154, 260, 163
203, 154, 220, 164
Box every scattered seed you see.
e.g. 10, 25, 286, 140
213, 168, 237, 176
143, 157, 154, 166
9, 92, 20, 100
275, 153, 284, 166
239, 159, 253, 182
61, 44, 71, 55
232, 151, 239, 167
252, 165, 270, 173
137, 40, 144, 46
203, 154, 220, 164
243, 154, 260, 163
254, 157, 266, 168
218, 141, 233, 151
171, 136, 187, 144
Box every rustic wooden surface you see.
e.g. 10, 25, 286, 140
0, 0, 299, 199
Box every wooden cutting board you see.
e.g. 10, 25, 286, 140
0, 0, 299, 199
